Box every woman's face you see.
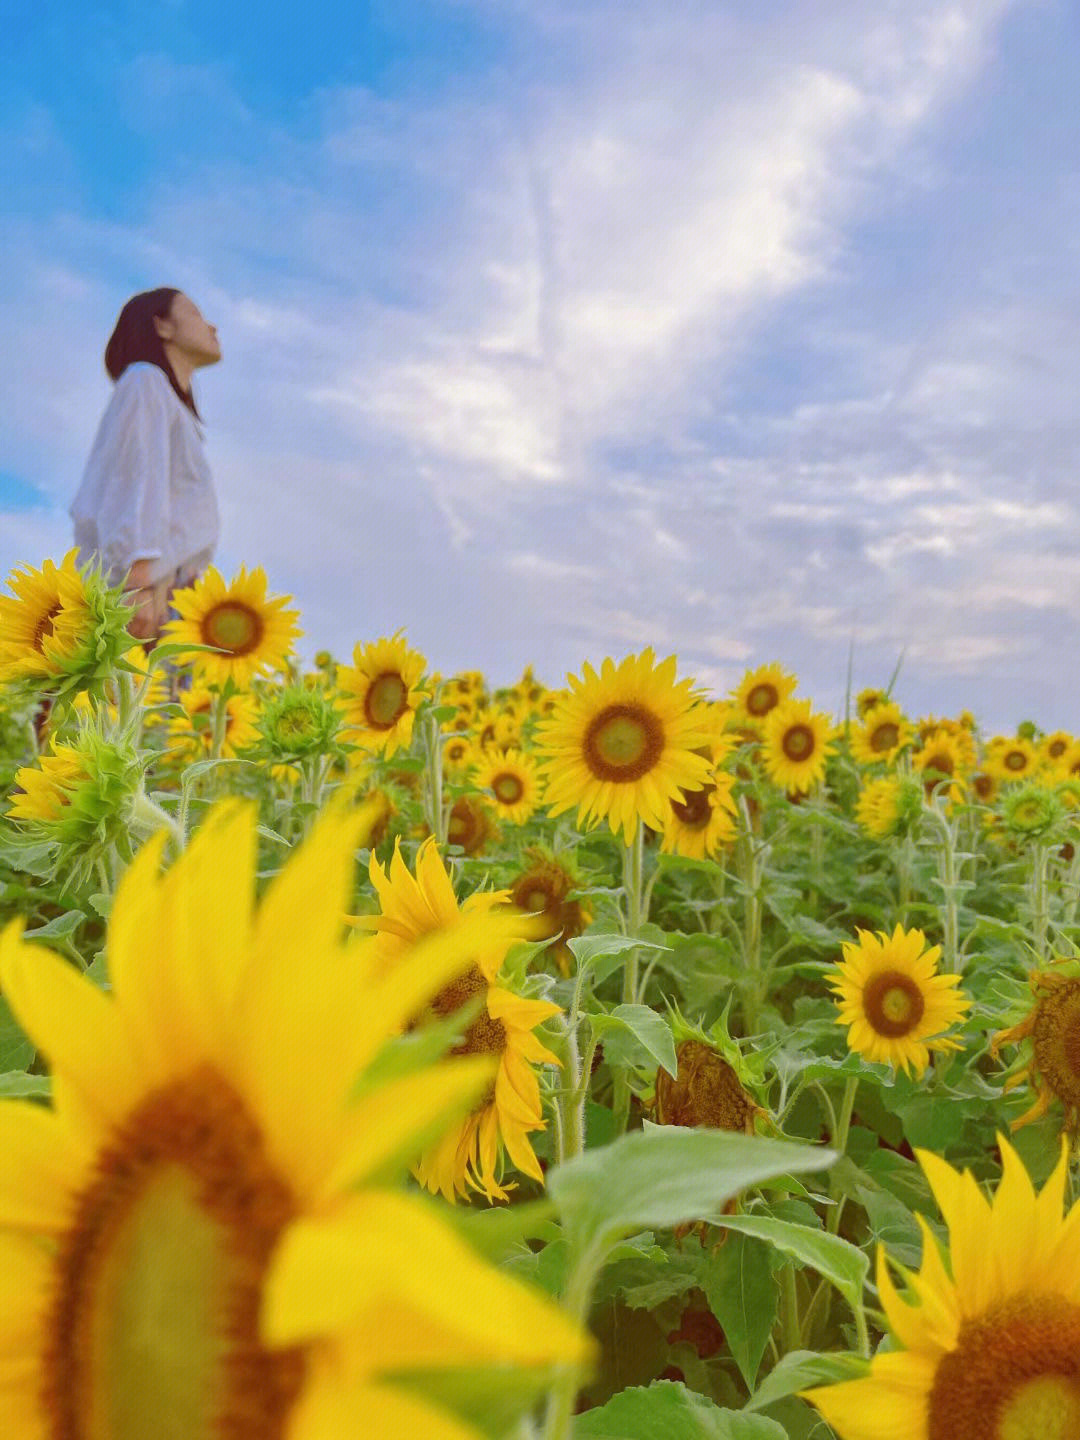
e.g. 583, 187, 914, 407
156, 293, 221, 367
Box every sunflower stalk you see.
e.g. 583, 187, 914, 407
735, 795, 767, 1031
612, 827, 647, 1133
1063, 843, 1080, 929
1029, 840, 1052, 964
925, 801, 964, 974
420, 710, 448, 848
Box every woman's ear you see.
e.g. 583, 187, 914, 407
153, 313, 174, 340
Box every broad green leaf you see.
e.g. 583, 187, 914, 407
0, 997, 33, 1072
701, 1232, 777, 1387
746, 1349, 869, 1412
708, 1213, 868, 1319
549, 1129, 836, 1257
589, 1004, 678, 1077
22, 909, 86, 942
0, 1069, 47, 1098
568, 932, 670, 984
575, 1381, 788, 1438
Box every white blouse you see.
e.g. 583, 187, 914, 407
70, 362, 220, 587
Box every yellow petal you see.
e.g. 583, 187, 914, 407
0, 1230, 51, 1355
287, 1362, 479, 1440
803, 1350, 936, 1440
0, 1103, 91, 1231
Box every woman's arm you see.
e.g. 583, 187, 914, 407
124, 557, 170, 641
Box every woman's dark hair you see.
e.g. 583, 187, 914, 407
104, 288, 200, 418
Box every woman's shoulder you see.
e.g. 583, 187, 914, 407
113, 361, 175, 398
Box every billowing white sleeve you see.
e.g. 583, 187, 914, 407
89, 369, 174, 577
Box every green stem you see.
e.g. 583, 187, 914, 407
826, 1077, 858, 1237
421, 711, 447, 847
1030, 842, 1051, 964
612, 827, 645, 1132
780, 1264, 802, 1355
542, 1242, 605, 1440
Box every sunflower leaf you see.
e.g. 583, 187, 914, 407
707, 1213, 869, 1322
589, 1004, 678, 1077
745, 1349, 869, 1412
574, 1381, 789, 1438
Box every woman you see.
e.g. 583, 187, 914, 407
71, 288, 222, 641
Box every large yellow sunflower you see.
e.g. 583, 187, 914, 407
338, 632, 429, 758
355, 840, 561, 1201
536, 649, 712, 845
163, 565, 301, 687
804, 1138, 1080, 1440
828, 924, 970, 1076
761, 699, 835, 795
474, 747, 543, 826
849, 701, 913, 766
0, 551, 94, 684
731, 662, 797, 727
0, 802, 589, 1437
658, 766, 738, 860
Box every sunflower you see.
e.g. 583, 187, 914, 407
855, 686, 888, 718
654, 1039, 763, 1134
658, 766, 738, 860
472, 705, 521, 753
828, 924, 970, 1076
6, 745, 88, 821
163, 565, 301, 688
732, 662, 797, 727
761, 699, 835, 795
970, 770, 1000, 805
354, 839, 561, 1201
803, 1137, 1080, 1440
1040, 731, 1074, 773
509, 850, 591, 976
0, 551, 91, 684
166, 684, 259, 761
0, 802, 589, 1436
474, 748, 543, 826
849, 701, 913, 766
536, 649, 711, 845
447, 794, 498, 855
338, 632, 429, 759
992, 965, 1080, 1133
442, 734, 476, 773
914, 730, 967, 798
854, 775, 920, 840
985, 735, 1039, 783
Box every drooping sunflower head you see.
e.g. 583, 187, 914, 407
849, 701, 913, 767
828, 923, 971, 1076
0, 551, 138, 701
163, 565, 302, 688
654, 1038, 765, 1134
992, 963, 1080, 1135
732, 662, 798, 728
474, 747, 543, 826
803, 1137, 1080, 1440
536, 649, 712, 845
447, 793, 498, 855
337, 631, 429, 758
761, 698, 835, 796
7, 743, 90, 823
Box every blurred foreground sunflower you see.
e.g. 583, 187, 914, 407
803, 1138, 1080, 1440
0, 803, 588, 1436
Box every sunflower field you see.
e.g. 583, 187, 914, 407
3, 552, 1080, 1440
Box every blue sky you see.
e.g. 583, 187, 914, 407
3, 0, 1078, 729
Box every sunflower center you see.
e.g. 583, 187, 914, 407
655, 1040, 756, 1132
1049, 739, 1068, 759
1032, 982, 1080, 1108
492, 772, 525, 805
431, 965, 507, 1057
448, 797, 489, 854
870, 722, 900, 754
927, 1294, 1080, 1440
926, 751, 954, 776
364, 672, 409, 729
34, 601, 63, 651
200, 602, 264, 658
861, 969, 926, 1037
1005, 750, 1028, 772
582, 704, 664, 783
671, 785, 713, 829
46, 1067, 303, 1440
745, 683, 779, 717
782, 725, 815, 762
974, 774, 995, 800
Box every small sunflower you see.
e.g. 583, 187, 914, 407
509, 850, 592, 976
985, 735, 1039, 783
761, 699, 835, 795
1001, 784, 1065, 841
828, 924, 970, 1077
992, 964, 1080, 1133
447, 794, 498, 855
658, 766, 738, 859
163, 565, 301, 688
914, 729, 967, 798
472, 705, 521, 753
0, 803, 590, 1436
970, 770, 1000, 805
849, 701, 913, 766
355, 840, 561, 1201
166, 684, 259, 761
338, 632, 429, 759
474, 748, 543, 826
854, 775, 921, 840
803, 1138, 1080, 1440
732, 662, 797, 727
255, 684, 343, 763
536, 649, 711, 845
442, 733, 477, 773
855, 686, 889, 718
1040, 731, 1074, 773
7, 744, 89, 822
